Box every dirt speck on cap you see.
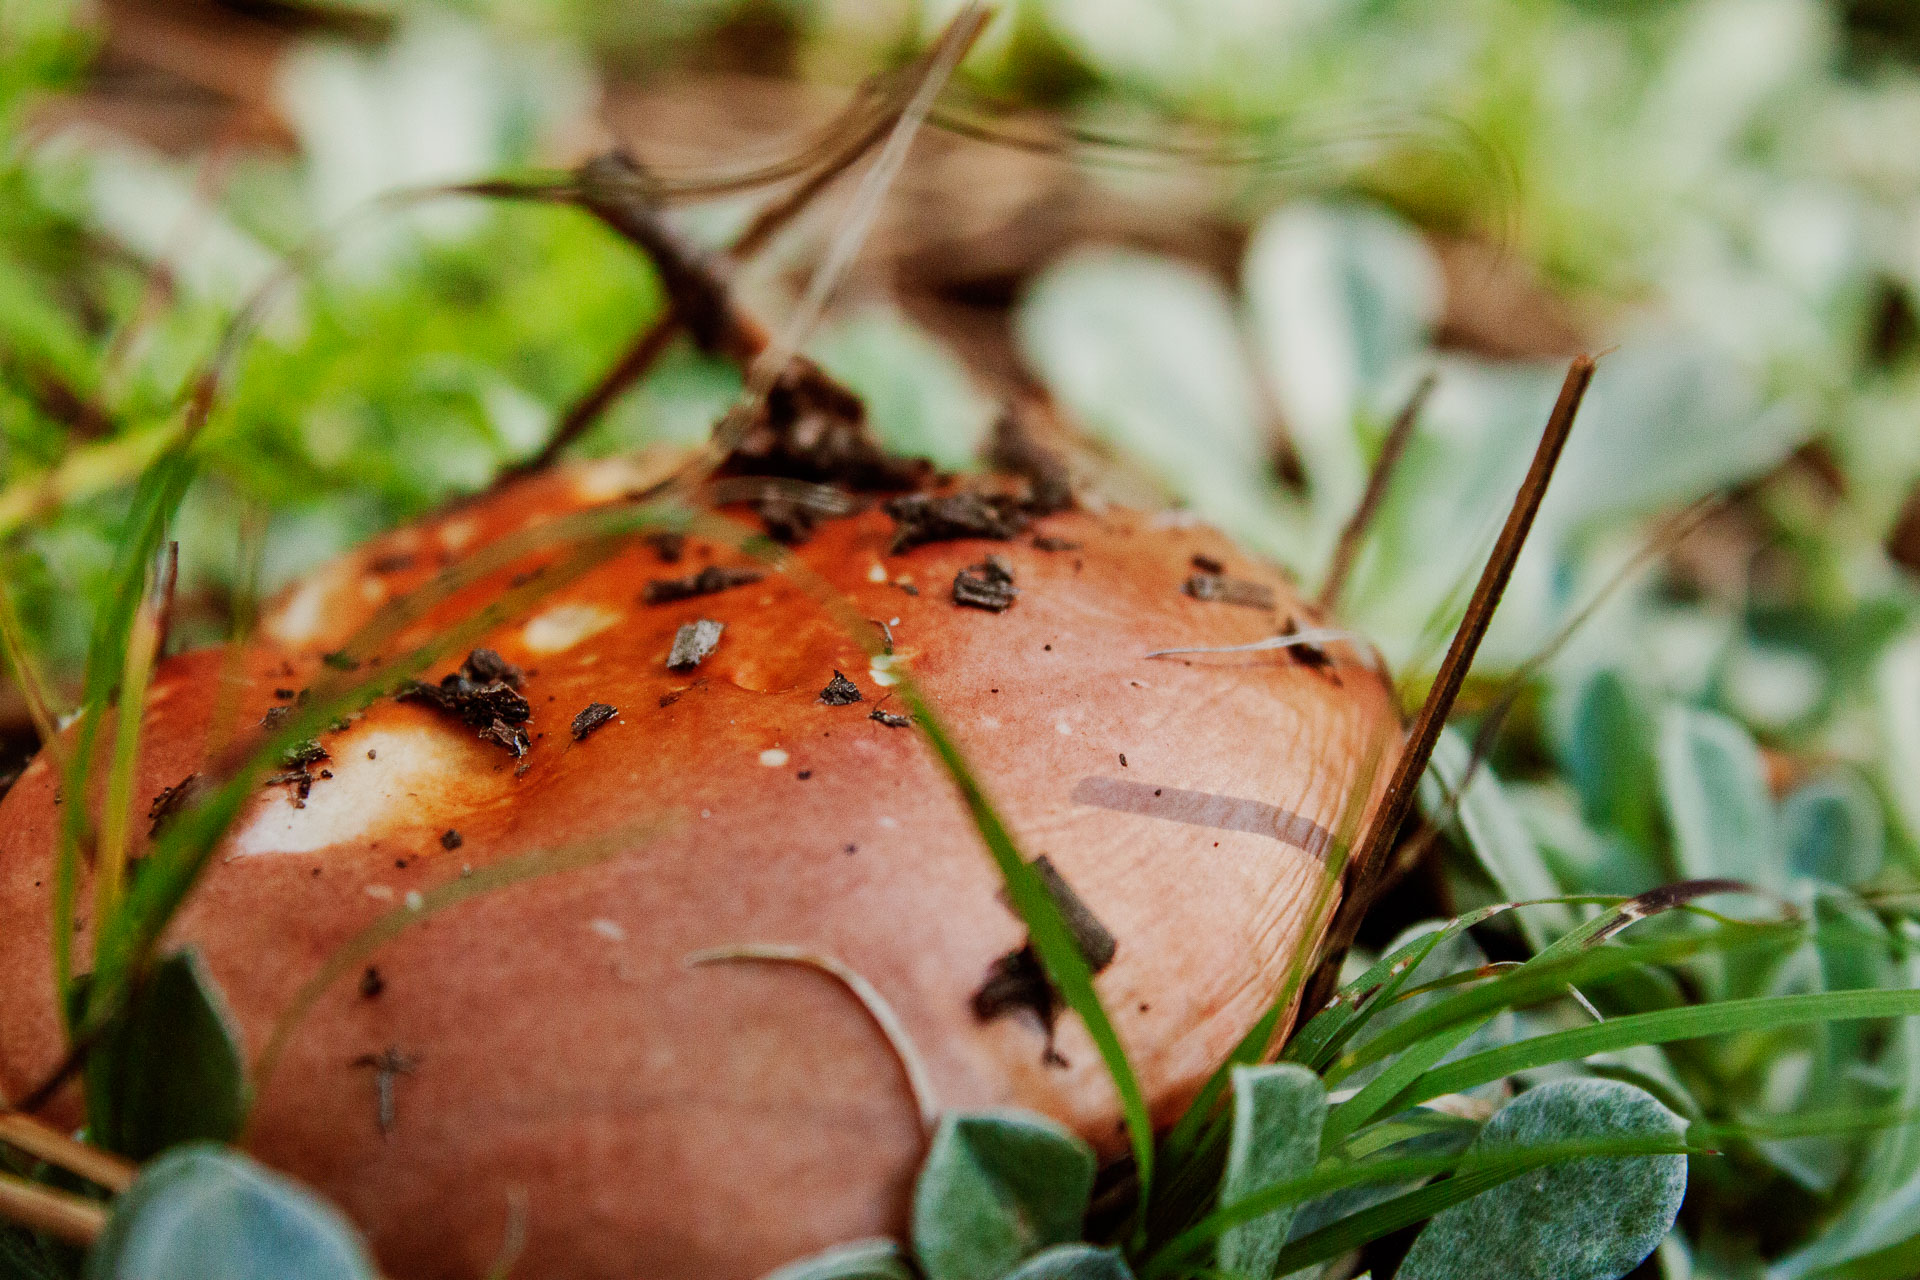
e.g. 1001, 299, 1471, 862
819, 671, 863, 705
953, 556, 1018, 612
885, 492, 1027, 554
1183, 573, 1275, 610
571, 701, 618, 740
667, 620, 724, 671
642, 566, 764, 605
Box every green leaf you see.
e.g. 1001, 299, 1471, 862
82, 949, 246, 1162
1242, 202, 1441, 526
1396, 1080, 1687, 1280
1658, 706, 1780, 891
911, 1111, 1096, 1280
1218, 1065, 1326, 1279
762, 1239, 916, 1280
85, 1144, 376, 1280
1781, 775, 1884, 887
1427, 730, 1573, 951
1561, 669, 1661, 851
1014, 247, 1288, 552
810, 305, 993, 471
1003, 1245, 1134, 1279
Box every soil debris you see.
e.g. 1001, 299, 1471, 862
440, 828, 463, 851
571, 701, 618, 740
870, 708, 912, 728
667, 620, 724, 671
644, 531, 686, 564
819, 671, 863, 706
1279, 618, 1332, 670
359, 966, 385, 999
971, 856, 1118, 1065
754, 494, 820, 546
1032, 536, 1081, 552
397, 648, 533, 756
1190, 554, 1225, 575
885, 492, 1027, 554
147, 772, 201, 838
988, 410, 1074, 515
1184, 573, 1275, 610
953, 556, 1018, 612
725, 359, 931, 493
642, 565, 764, 604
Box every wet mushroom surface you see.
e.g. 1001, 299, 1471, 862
0, 455, 1399, 1280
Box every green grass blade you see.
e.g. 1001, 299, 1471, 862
52, 447, 196, 1011
1379, 988, 1920, 1117
898, 689, 1157, 1216
1325, 922, 1804, 1085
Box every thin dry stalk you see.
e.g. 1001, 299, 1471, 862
1316, 371, 1436, 614
0, 1170, 106, 1246
0, 1113, 135, 1193
1301, 355, 1594, 1018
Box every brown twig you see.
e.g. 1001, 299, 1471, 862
1375, 491, 1726, 891
1299, 355, 1594, 1020
0, 1169, 106, 1246
0, 1113, 135, 1193
501, 6, 990, 487
1315, 371, 1436, 614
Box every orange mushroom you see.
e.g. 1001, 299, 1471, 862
0, 449, 1402, 1280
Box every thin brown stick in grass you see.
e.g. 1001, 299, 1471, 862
1378, 492, 1726, 890
1301, 355, 1594, 1019
506, 10, 989, 482
0, 1112, 135, 1193
1316, 371, 1436, 614
0, 1170, 106, 1246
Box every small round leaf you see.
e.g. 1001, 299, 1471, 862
86, 1145, 376, 1280
911, 1110, 1096, 1280
1396, 1079, 1687, 1280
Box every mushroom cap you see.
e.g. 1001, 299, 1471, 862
0, 456, 1400, 1280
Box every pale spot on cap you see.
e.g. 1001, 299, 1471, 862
522, 603, 620, 654
438, 518, 479, 553
759, 748, 789, 767
229, 722, 510, 858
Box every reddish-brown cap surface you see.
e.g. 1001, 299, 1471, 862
0, 457, 1400, 1280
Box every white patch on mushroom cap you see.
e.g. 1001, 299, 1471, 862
438, 517, 479, 552
759, 748, 789, 767
522, 603, 620, 654
228, 724, 503, 858
263, 558, 357, 646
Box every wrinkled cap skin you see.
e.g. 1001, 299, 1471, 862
0, 455, 1401, 1280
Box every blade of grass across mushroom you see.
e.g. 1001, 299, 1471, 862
1156, 730, 1385, 1164
0, 559, 66, 770
71, 522, 647, 1048
51, 442, 198, 1015
1300, 355, 1596, 1028
90, 543, 172, 942
250, 827, 661, 1107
